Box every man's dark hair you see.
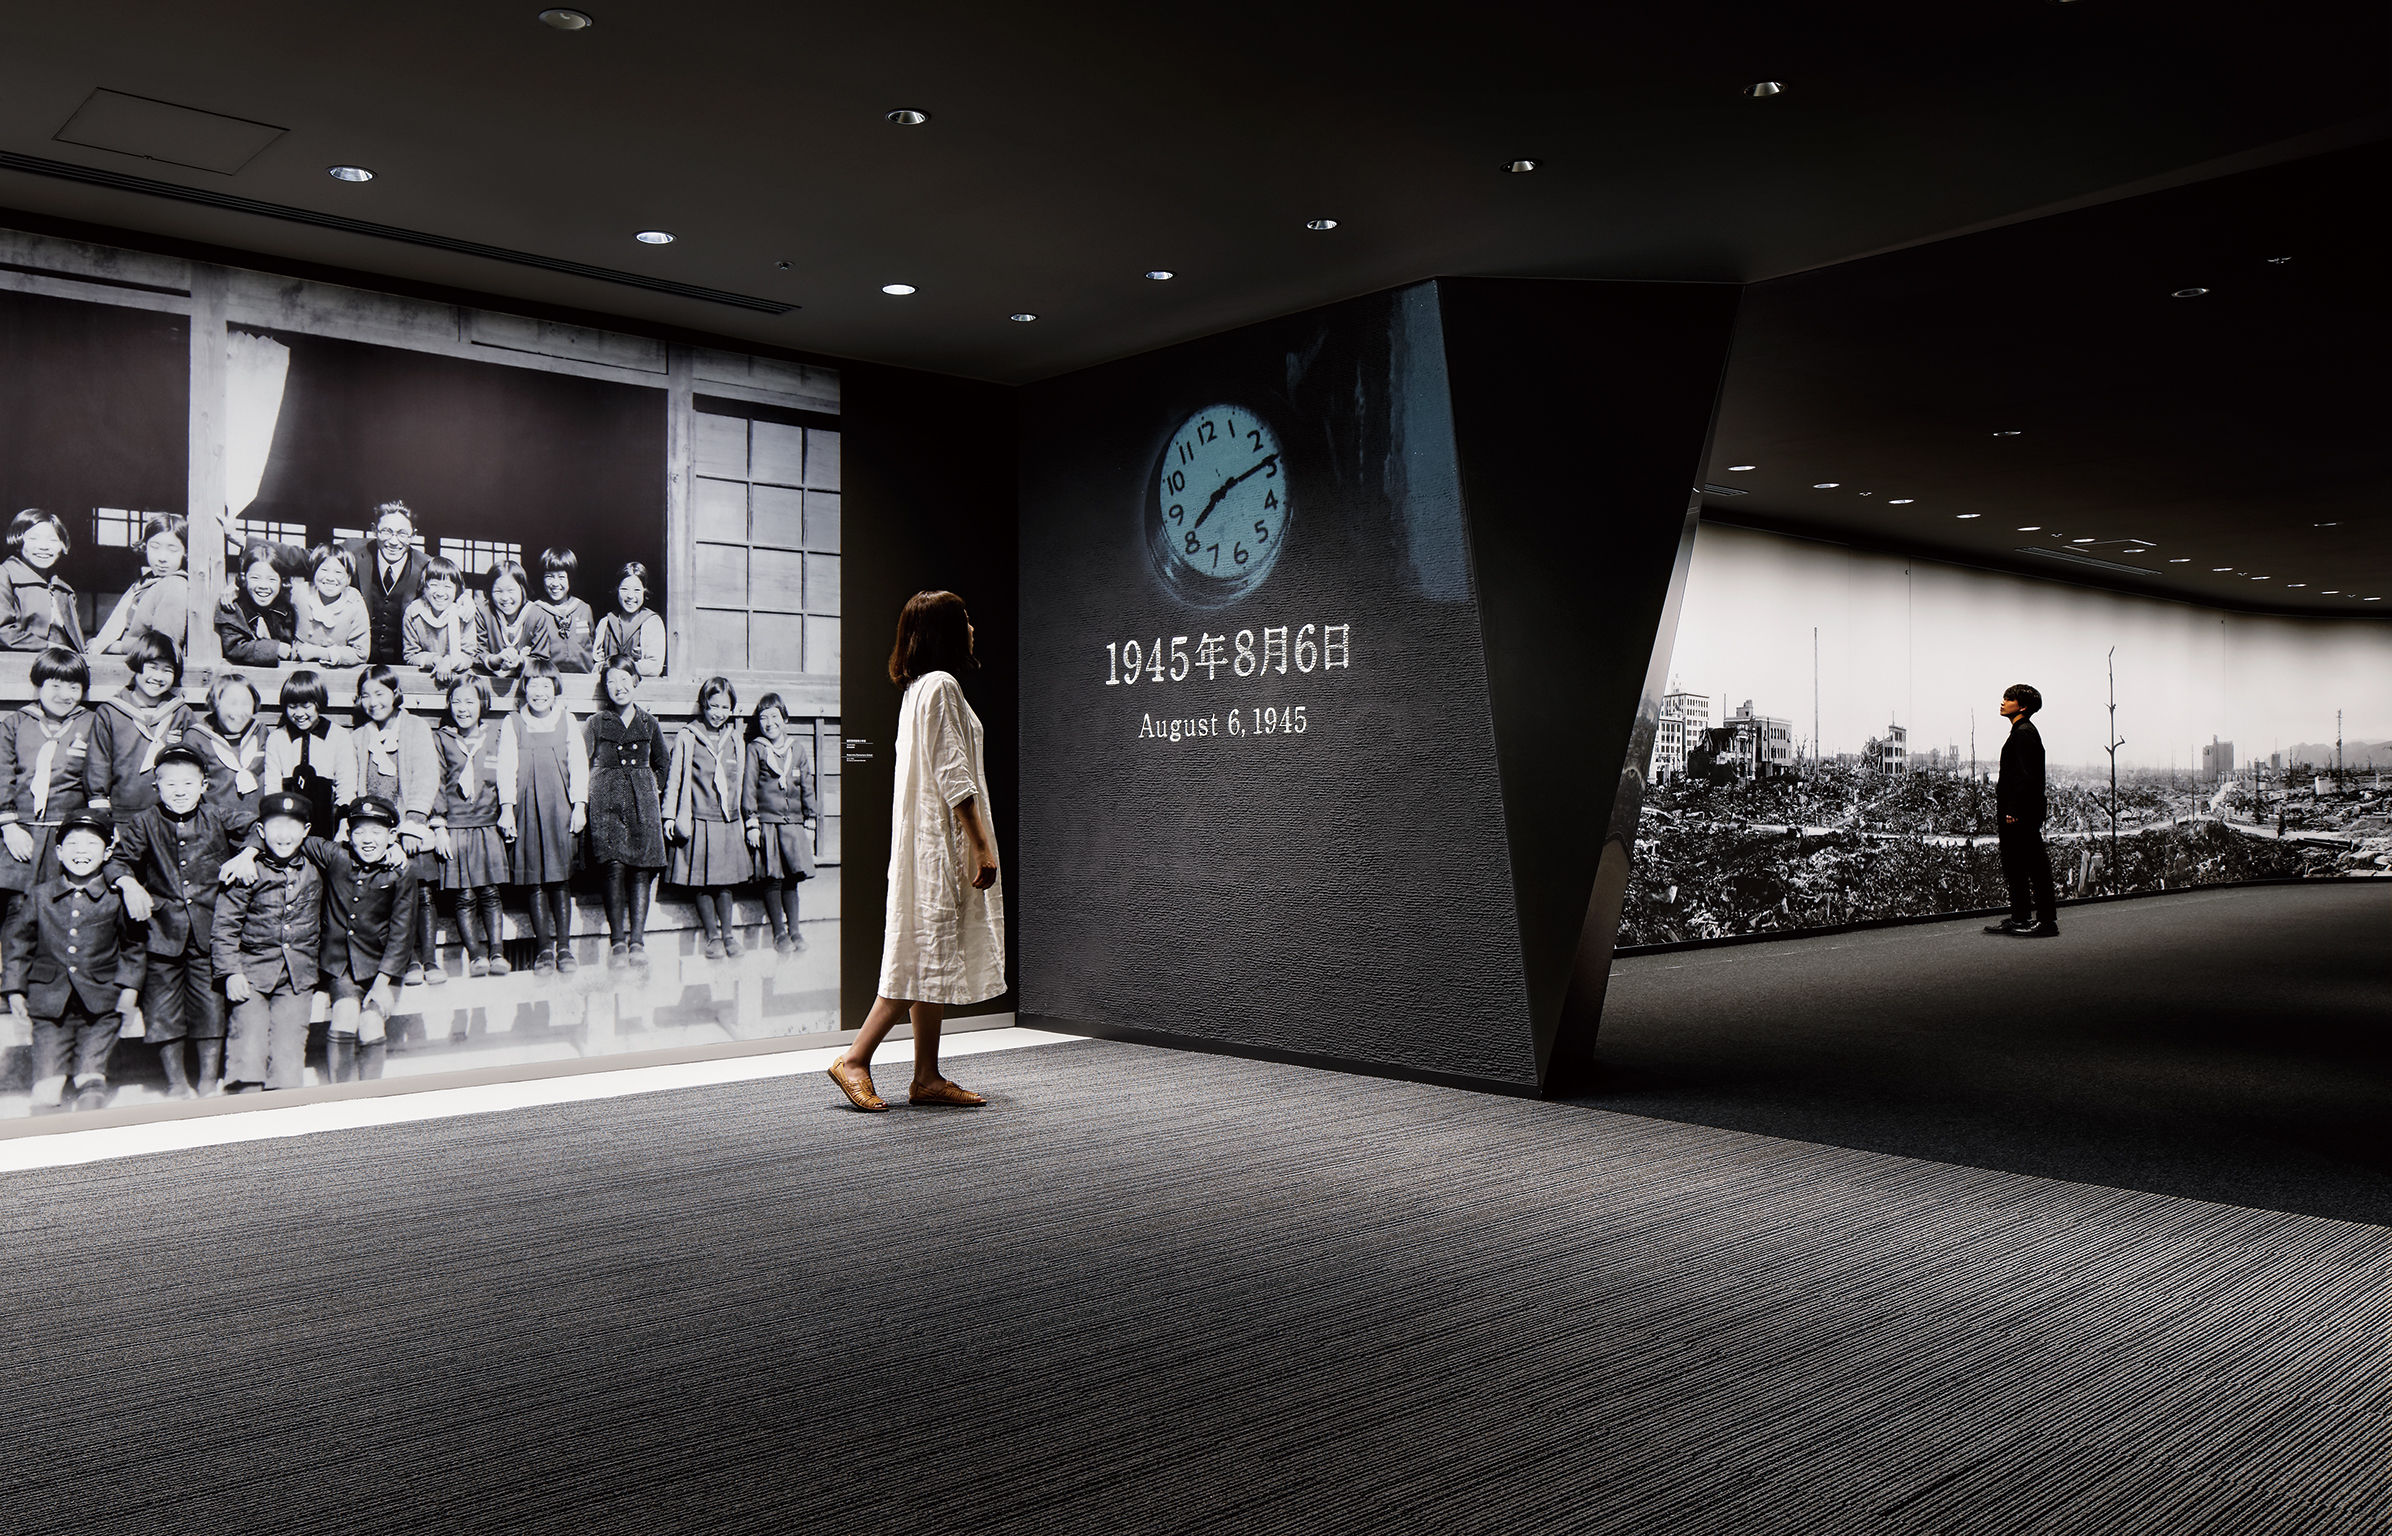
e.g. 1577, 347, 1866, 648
2004, 683, 2043, 716
887, 589, 975, 688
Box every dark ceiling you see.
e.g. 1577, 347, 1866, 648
0, 1, 2383, 384
1705, 140, 2391, 616
0, 1, 2384, 616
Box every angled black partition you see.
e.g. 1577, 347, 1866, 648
1018, 277, 1737, 1093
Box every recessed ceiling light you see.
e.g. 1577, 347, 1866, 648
1745, 82, 1783, 98
2252, 575, 2270, 580
633, 230, 674, 244
327, 165, 374, 183
2322, 590, 2339, 594
1812, 482, 1839, 489
886, 109, 930, 126
2172, 287, 2209, 298
1502, 159, 1539, 174
1727, 464, 1756, 472
881, 283, 916, 295
1993, 430, 2022, 437
538, 7, 592, 29
2168, 558, 2190, 563
2073, 537, 2096, 543
2287, 583, 2306, 588
2017, 526, 2041, 531
2365, 596, 2381, 602
2213, 567, 2233, 572
1145, 270, 1175, 281
1956, 513, 1981, 520
1009, 312, 1037, 322
1889, 498, 1915, 505
1306, 218, 1338, 231
2313, 521, 2339, 527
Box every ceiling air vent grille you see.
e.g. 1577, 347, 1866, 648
0, 149, 794, 314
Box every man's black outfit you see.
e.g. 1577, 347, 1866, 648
1996, 713, 2058, 933
347, 539, 425, 667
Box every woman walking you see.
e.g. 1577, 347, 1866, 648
827, 591, 1004, 1112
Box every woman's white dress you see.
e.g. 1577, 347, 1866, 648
877, 670, 1007, 1004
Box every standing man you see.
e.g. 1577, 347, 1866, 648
1987, 683, 2059, 938
350, 501, 428, 666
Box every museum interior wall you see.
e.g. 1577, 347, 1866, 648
1016, 276, 1737, 1094
1629, 521, 2392, 945
0, 219, 1009, 1123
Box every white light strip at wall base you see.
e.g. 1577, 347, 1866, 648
0, 1028, 1083, 1173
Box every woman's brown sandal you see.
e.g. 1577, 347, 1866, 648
909, 1079, 986, 1108
827, 1057, 888, 1112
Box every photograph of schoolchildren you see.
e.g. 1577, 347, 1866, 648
1, 228, 843, 1120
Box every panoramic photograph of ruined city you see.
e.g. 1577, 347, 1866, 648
1621, 525, 2392, 946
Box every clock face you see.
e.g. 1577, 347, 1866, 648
1149, 404, 1287, 606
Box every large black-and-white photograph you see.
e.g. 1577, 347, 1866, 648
0, 231, 842, 1117
1624, 522, 2392, 945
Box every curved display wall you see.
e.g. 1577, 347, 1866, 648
1626, 521, 2392, 945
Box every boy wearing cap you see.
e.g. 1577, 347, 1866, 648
3, 809, 145, 1111
212, 791, 325, 1092
308, 795, 416, 1082
108, 744, 252, 1098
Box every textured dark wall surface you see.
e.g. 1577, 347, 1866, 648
1436, 278, 1741, 1075
244, 325, 666, 590
0, 285, 187, 595
839, 362, 1019, 1025
1019, 284, 1536, 1086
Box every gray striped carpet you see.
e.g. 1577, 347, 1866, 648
4, 1038, 2384, 1535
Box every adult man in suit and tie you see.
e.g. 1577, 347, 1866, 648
350, 501, 429, 666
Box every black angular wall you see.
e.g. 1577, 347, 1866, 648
1017, 277, 1736, 1093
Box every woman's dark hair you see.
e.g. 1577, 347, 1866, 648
488, 559, 531, 604
239, 541, 283, 583
520, 655, 561, 690
887, 590, 975, 688
444, 675, 494, 723
310, 542, 359, 582
141, 513, 189, 554
208, 674, 259, 727
29, 646, 89, 692
614, 562, 650, 606
126, 626, 182, 687
600, 657, 642, 695
697, 676, 738, 717
357, 663, 404, 719
539, 547, 578, 577
8, 508, 68, 556
279, 669, 329, 712
420, 555, 465, 595
2003, 683, 2044, 716
749, 690, 788, 740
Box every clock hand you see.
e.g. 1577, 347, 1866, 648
1191, 454, 1279, 531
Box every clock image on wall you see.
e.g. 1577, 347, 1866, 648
1147, 403, 1289, 607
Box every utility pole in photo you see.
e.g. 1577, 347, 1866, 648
2105, 647, 2125, 894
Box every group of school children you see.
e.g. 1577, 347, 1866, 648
1, 532, 821, 1109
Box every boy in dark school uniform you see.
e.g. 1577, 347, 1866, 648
311, 795, 417, 1083
3, 810, 145, 1112
212, 793, 324, 1093
107, 745, 252, 1099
